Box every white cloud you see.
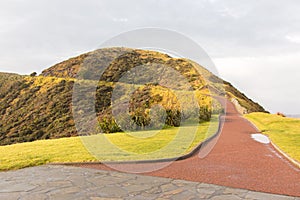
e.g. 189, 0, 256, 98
112, 18, 128, 22
216, 6, 247, 19
214, 53, 300, 114
285, 34, 300, 44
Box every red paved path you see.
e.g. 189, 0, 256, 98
75, 100, 300, 197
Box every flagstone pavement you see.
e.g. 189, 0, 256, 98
0, 165, 298, 200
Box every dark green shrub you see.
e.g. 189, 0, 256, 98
165, 109, 181, 127
199, 106, 212, 122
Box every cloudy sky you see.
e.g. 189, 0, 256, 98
0, 0, 300, 114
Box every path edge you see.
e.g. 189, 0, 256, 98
243, 115, 300, 169
269, 140, 300, 169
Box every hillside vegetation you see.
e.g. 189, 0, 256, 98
0, 74, 76, 145
0, 48, 266, 146
42, 48, 266, 112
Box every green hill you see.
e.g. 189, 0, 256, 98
41, 48, 265, 113
0, 48, 266, 146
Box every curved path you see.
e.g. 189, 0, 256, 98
75, 100, 300, 197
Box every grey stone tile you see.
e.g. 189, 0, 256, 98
0, 165, 298, 200
245, 191, 295, 200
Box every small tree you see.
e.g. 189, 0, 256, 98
30, 72, 37, 77
199, 106, 212, 122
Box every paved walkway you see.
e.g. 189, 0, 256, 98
74, 99, 300, 197
0, 165, 298, 200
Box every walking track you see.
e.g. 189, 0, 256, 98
75, 99, 300, 197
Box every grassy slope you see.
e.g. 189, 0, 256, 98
0, 116, 218, 170
0, 48, 266, 146
0, 74, 77, 145
0, 69, 215, 145
42, 48, 266, 113
245, 112, 300, 162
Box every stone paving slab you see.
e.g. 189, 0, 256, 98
0, 165, 298, 200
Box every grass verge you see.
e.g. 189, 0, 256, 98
245, 112, 300, 162
0, 115, 219, 171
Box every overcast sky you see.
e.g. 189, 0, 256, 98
1, 0, 300, 114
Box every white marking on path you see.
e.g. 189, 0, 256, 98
251, 134, 270, 144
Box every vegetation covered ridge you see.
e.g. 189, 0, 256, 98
0, 48, 266, 146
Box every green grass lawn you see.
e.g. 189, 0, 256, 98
0, 116, 219, 171
245, 112, 300, 162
